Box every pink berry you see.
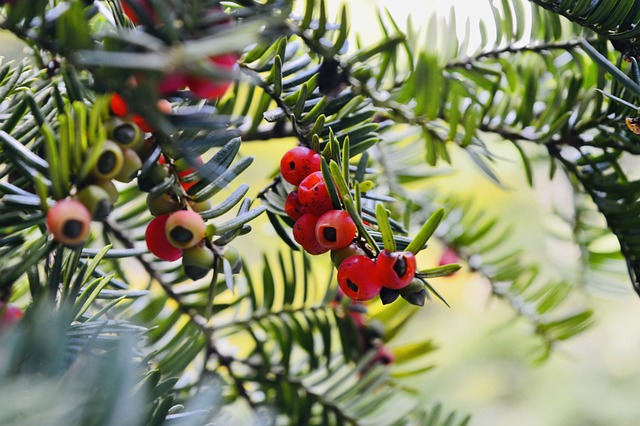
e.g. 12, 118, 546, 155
165, 210, 206, 249
315, 210, 356, 250
337, 255, 381, 301
146, 214, 183, 261
46, 199, 92, 247
298, 171, 333, 216
375, 250, 417, 290
292, 213, 328, 255
439, 247, 460, 267
280, 146, 322, 186
0, 303, 23, 331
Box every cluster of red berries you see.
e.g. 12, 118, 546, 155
279, 146, 419, 302
46, 107, 148, 247
121, 0, 238, 101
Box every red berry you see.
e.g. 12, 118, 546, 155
47, 199, 92, 247
292, 213, 328, 255
165, 210, 206, 249
279, 146, 322, 186
372, 345, 395, 365
0, 303, 23, 331
110, 93, 129, 117
376, 250, 417, 290
337, 255, 381, 301
298, 171, 333, 216
158, 72, 188, 95
145, 214, 183, 261
284, 191, 307, 221
175, 156, 203, 191
439, 247, 460, 267
121, 0, 155, 25
187, 53, 238, 100
315, 210, 356, 250
132, 114, 153, 133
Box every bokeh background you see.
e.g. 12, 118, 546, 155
3, 1, 640, 425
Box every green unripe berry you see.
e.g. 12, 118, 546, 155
182, 245, 214, 280
76, 185, 113, 221
218, 245, 242, 274
90, 140, 124, 180
146, 192, 180, 216
138, 163, 169, 192
94, 179, 119, 204
190, 198, 212, 213
114, 148, 143, 183
330, 243, 367, 268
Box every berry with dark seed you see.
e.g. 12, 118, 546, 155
105, 117, 144, 153
165, 210, 206, 249
90, 140, 124, 180
315, 210, 356, 250
375, 250, 417, 290
279, 146, 322, 186
292, 213, 328, 255
47, 199, 92, 247
298, 171, 333, 216
337, 255, 381, 301
145, 214, 182, 261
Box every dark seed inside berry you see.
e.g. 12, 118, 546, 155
393, 256, 408, 278
323, 227, 337, 242
288, 160, 296, 171
98, 151, 117, 174
62, 219, 84, 238
170, 226, 194, 243
113, 124, 136, 145
347, 278, 358, 293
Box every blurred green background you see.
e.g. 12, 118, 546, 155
3, 1, 640, 425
